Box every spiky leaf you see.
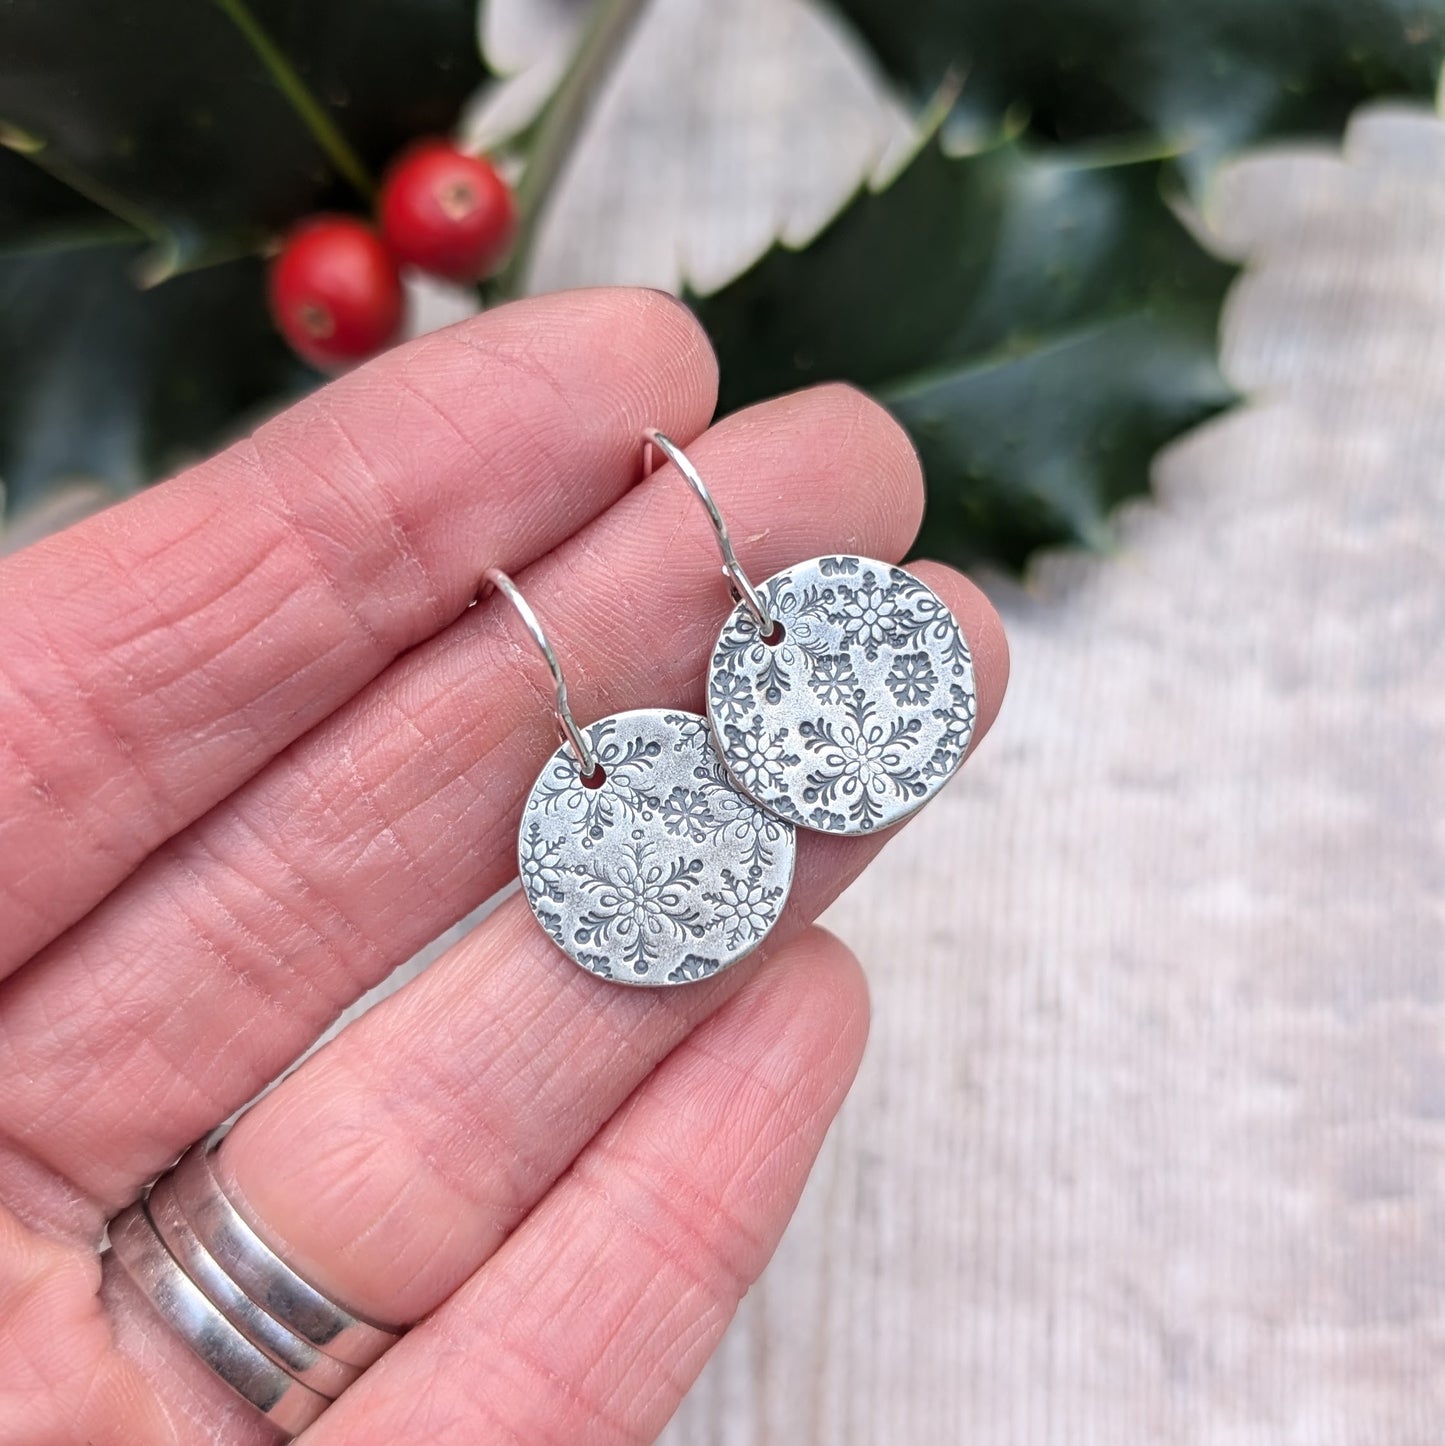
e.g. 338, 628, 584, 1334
0, 0, 485, 518
0, 0, 488, 266
831, 0, 1445, 176
693, 138, 1236, 570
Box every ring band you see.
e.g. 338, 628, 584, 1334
109, 1204, 333, 1435
146, 1175, 360, 1395
104, 1140, 405, 1435
170, 1144, 402, 1368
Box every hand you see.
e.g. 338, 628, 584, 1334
0, 290, 1006, 1445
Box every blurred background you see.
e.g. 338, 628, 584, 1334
4, 0, 1445, 1441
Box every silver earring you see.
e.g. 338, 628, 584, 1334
643, 431, 976, 836
484, 569, 796, 987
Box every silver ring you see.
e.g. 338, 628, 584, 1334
104, 1141, 407, 1435
170, 1143, 402, 1369
480, 566, 601, 782
641, 428, 776, 638
108, 1203, 332, 1436
146, 1173, 360, 1395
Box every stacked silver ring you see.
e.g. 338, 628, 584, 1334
108, 1141, 403, 1435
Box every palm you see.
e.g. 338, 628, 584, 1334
0, 291, 1003, 1444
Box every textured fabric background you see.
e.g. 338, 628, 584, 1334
671, 103, 1445, 1443
471, 4, 1445, 1441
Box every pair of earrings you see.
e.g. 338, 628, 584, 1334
492, 430, 977, 988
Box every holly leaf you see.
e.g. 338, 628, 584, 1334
693, 0, 1445, 571
0, 238, 309, 516
0, 0, 486, 521
830, 0, 1445, 177
0, 0, 488, 268
692, 138, 1236, 570
0, 146, 114, 250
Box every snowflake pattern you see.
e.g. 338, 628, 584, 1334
519, 821, 566, 903
704, 867, 789, 950
831, 575, 904, 660
719, 714, 801, 808
573, 836, 706, 973
657, 785, 713, 842
708, 557, 975, 834
667, 954, 723, 984
708, 665, 755, 726
886, 651, 937, 707
810, 652, 858, 706
530, 718, 660, 845
801, 691, 927, 829
518, 709, 795, 986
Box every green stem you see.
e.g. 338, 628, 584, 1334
1, 121, 164, 243
490, 0, 650, 297
211, 0, 374, 200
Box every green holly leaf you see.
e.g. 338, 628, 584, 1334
693, 0, 1445, 571
830, 0, 1445, 178
0, 234, 309, 516
0, 0, 487, 269
0, 0, 486, 520
0, 146, 112, 250
692, 138, 1235, 570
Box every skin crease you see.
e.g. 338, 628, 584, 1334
0, 385, 970, 1225
0, 290, 1008, 1445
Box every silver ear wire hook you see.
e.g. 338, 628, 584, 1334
479, 567, 601, 782
641, 428, 777, 639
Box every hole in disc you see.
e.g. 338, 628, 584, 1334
580, 764, 607, 789
761, 619, 786, 647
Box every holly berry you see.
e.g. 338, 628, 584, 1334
269, 216, 404, 371
378, 140, 516, 282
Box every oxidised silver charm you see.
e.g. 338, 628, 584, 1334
519, 709, 795, 986
707, 556, 975, 835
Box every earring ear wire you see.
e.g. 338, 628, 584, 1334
479, 567, 601, 783
489, 560, 796, 987
641, 429, 777, 640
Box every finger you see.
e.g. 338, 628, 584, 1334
0, 1202, 177, 1446
0, 385, 933, 1223
100, 560, 1001, 1436
0, 288, 718, 977
304, 926, 869, 1446
201, 568, 996, 1324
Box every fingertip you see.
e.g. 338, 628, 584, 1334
802, 923, 872, 1061
608, 287, 721, 438
340, 285, 721, 482
752, 923, 871, 1077
787, 384, 926, 562
249, 285, 723, 622
460, 285, 721, 441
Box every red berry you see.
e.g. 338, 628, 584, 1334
269, 216, 404, 371
378, 141, 516, 282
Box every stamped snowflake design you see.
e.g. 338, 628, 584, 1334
707, 556, 976, 834
704, 867, 789, 950
886, 651, 937, 707
800, 691, 926, 829
667, 954, 723, 984
518, 709, 796, 986
529, 717, 661, 845
573, 837, 706, 971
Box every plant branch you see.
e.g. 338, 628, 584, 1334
211, 0, 375, 200
489, 0, 649, 297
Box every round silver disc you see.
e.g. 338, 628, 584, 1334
519, 709, 796, 986
707, 556, 975, 835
